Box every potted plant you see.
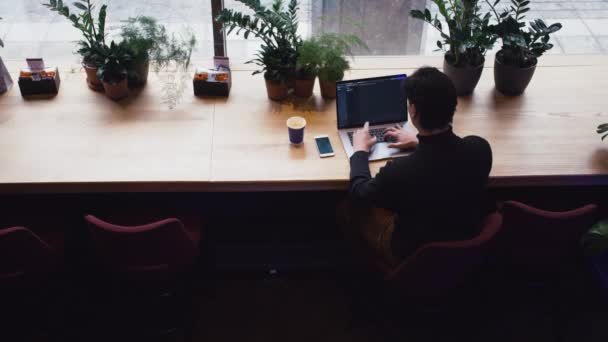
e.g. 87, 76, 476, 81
44, 0, 108, 91
96, 41, 131, 101
317, 33, 364, 100
411, 0, 496, 96
295, 39, 321, 98
119, 16, 157, 87
216, 0, 301, 101
487, 0, 562, 95
119, 16, 197, 88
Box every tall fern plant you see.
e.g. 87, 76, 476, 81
316, 33, 365, 83
44, 0, 107, 66
120, 16, 196, 71
216, 0, 301, 83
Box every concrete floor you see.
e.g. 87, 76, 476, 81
0, 1, 606, 63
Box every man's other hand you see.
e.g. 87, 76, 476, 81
384, 125, 419, 150
353, 122, 377, 153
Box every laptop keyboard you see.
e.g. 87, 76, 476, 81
348, 128, 396, 145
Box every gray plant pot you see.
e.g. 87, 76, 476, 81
494, 54, 537, 96
443, 57, 484, 96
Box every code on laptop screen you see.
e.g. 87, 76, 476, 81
337, 75, 407, 129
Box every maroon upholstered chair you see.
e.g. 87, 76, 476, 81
489, 202, 598, 341
0, 226, 57, 289
84, 215, 201, 339
493, 201, 598, 274
85, 215, 200, 284
383, 212, 503, 299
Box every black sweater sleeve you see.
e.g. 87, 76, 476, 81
349, 151, 399, 210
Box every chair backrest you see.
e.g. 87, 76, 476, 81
85, 215, 198, 279
386, 212, 503, 298
0, 226, 55, 286
495, 201, 598, 273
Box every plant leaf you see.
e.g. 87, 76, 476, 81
98, 4, 107, 42
73, 2, 87, 10
410, 9, 425, 21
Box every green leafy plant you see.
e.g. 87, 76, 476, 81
486, 0, 562, 68
216, 0, 301, 83
411, 0, 496, 67
296, 39, 322, 79
598, 124, 608, 141
118, 16, 195, 108
119, 15, 197, 98
119, 16, 160, 66
316, 33, 365, 83
96, 41, 131, 84
119, 16, 197, 71
44, 0, 107, 66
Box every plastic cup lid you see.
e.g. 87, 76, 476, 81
286, 116, 307, 129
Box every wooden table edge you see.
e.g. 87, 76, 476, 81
0, 174, 607, 194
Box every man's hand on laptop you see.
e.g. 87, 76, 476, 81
353, 122, 377, 153
384, 125, 419, 150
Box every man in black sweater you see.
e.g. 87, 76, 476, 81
345, 67, 493, 265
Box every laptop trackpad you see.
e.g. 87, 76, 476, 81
369, 143, 402, 161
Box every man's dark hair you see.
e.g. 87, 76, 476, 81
402, 67, 457, 130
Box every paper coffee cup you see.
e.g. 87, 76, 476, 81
286, 116, 307, 145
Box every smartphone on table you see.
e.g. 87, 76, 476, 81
315, 135, 335, 158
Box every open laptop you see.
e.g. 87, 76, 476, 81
337, 74, 411, 161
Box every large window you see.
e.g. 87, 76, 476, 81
223, 0, 607, 59
420, 0, 608, 56
1, 0, 606, 64
224, 0, 428, 59
0, 0, 214, 62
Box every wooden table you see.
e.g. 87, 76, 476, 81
1, 56, 607, 193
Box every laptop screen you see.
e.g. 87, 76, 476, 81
336, 74, 408, 129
